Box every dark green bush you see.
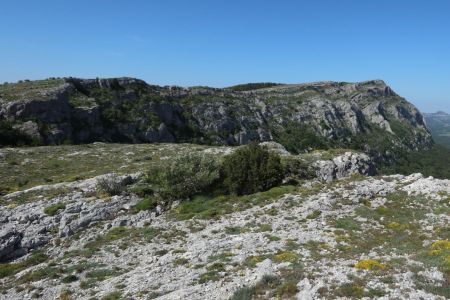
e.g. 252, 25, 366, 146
227, 82, 281, 91
281, 156, 316, 180
150, 151, 221, 200
272, 122, 329, 154
222, 143, 284, 195
0, 120, 36, 147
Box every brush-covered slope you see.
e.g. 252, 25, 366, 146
424, 111, 450, 148
0, 78, 432, 159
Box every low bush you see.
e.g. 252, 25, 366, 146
281, 156, 316, 180
0, 120, 38, 147
149, 151, 221, 201
96, 174, 125, 196
229, 286, 255, 300
355, 259, 386, 271
222, 142, 284, 195
44, 203, 66, 216
131, 197, 158, 213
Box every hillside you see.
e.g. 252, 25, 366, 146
424, 111, 450, 148
0, 143, 449, 299
1, 79, 449, 300
0, 78, 432, 162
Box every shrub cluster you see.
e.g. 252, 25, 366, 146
96, 174, 126, 196
222, 142, 284, 195
0, 120, 37, 147
149, 143, 284, 201
149, 151, 221, 201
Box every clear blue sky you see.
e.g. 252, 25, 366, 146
1, 0, 449, 112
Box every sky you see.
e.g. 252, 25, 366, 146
1, 0, 449, 113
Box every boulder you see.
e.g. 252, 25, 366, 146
0, 226, 23, 262
314, 152, 376, 182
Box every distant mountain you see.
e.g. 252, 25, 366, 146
424, 111, 450, 148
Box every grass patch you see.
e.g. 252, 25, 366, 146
0, 143, 209, 196
306, 210, 321, 219
171, 185, 296, 220
101, 291, 123, 300
43, 203, 66, 216
0, 251, 48, 279
79, 227, 160, 256
131, 197, 158, 213
334, 217, 360, 231
274, 251, 300, 263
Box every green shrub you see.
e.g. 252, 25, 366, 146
0, 120, 38, 147
0, 251, 48, 279
150, 151, 221, 200
281, 156, 316, 179
227, 82, 281, 91
44, 203, 66, 216
131, 197, 158, 213
97, 174, 126, 196
272, 122, 329, 154
222, 143, 284, 195
61, 274, 78, 283
229, 286, 255, 300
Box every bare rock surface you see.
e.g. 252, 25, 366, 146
314, 152, 376, 182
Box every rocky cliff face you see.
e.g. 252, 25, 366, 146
0, 78, 432, 158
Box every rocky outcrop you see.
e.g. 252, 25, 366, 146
0, 78, 433, 159
314, 152, 376, 182
0, 173, 143, 262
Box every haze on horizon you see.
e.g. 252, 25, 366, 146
1, 0, 449, 113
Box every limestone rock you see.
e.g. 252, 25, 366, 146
314, 152, 376, 182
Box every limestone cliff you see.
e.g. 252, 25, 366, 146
0, 78, 432, 159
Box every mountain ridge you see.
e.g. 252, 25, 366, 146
0, 77, 432, 162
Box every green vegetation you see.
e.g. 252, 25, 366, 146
306, 210, 322, 219
272, 122, 329, 154
44, 203, 66, 216
171, 185, 296, 220
226, 82, 282, 91
230, 274, 299, 300
0, 120, 39, 147
355, 259, 387, 271
0, 143, 208, 197
61, 227, 161, 259
0, 78, 64, 102
84, 227, 160, 252
0, 251, 48, 279
131, 197, 158, 213
274, 251, 300, 263
380, 145, 450, 179
96, 174, 126, 196
222, 143, 283, 195
150, 151, 221, 200
424, 112, 450, 148
334, 217, 360, 231
101, 291, 124, 300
